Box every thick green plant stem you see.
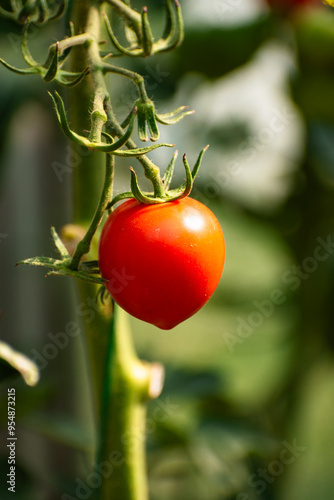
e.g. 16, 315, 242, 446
71, 0, 109, 411
70, 3, 164, 499
97, 305, 164, 500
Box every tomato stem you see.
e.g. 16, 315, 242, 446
96, 304, 164, 500
68, 153, 114, 271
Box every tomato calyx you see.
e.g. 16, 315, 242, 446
49, 92, 175, 156
107, 145, 209, 208
121, 99, 194, 143
0, 0, 66, 24
0, 22, 90, 87
103, 0, 184, 58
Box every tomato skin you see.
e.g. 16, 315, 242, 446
98, 197, 225, 330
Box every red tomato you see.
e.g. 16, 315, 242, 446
98, 197, 225, 330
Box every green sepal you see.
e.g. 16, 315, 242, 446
128, 160, 191, 204
167, 145, 209, 199
103, 12, 141, 57
106, 145, 208, 208
47, 0, 66, 23
17, 225, 104, 285
111, 142, 174, 157
147, 110, 160, 142
156, 105, 194, 125
141, 6, 153, 57
0, 0, 67, 25
102, 0, 184, 58
176, 152, 194, 199
0, 58, 38, 75
79, 260, 101, 275
163, 0, 184, 51
162, 150, 178, 189
154, 0, 184, 54
50, 92, 132, 151
21, 23, 39, 67
17, 255, 105, 285
162, 0, 173, 41
56, 67, 89, 87
136, 99, 160, 142
137, 104, 149, 142
162, 151, 193, 201
17, 256, 64, 269
44, 36, 73, 74
188, 144, 209, 181
50, 92, 173, 155
44, 42, 59, 82
124, 101, 190, 140
130, 168, 159, 203
51, 226, 70, 258
38, 0, 48, 23
1, 23, 88, 86
46, 267, 105, 285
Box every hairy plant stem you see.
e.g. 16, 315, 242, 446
69, 153, 114, 271
69, 1, 164, 267
70, 2, 164, 499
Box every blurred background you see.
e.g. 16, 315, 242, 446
1, 0, 334, 498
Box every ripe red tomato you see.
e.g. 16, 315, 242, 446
98, 197, 225, 330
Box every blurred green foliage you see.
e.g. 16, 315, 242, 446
1, 1, 334, 499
